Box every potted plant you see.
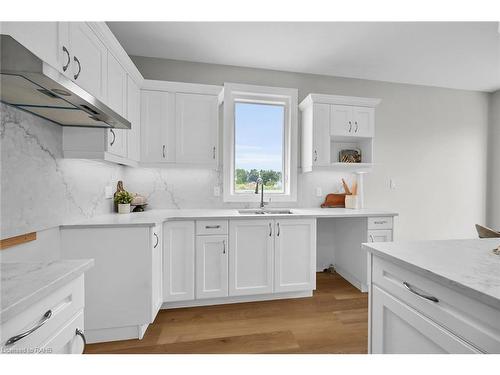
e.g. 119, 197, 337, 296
114, 191, 134, 214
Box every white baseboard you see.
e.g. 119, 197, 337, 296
161, 290, 313, 310
85, 325, 146, 344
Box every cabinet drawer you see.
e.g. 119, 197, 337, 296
368, 229, 392, 243
196, 220, 228, 235
367, 217, 393, 230
372, 256, 500, 353
1, 275, 84, 352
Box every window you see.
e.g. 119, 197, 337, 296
223, 83, 298, 203
234, 102, 285, 194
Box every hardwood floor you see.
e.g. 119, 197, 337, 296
85, 272, 368, 354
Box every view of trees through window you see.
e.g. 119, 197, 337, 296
234, 102, 285, 193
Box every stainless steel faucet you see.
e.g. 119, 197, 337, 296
255, 177, 267, 209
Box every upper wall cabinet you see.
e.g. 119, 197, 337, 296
58, 22, 108, 102
300, 94, 381, 173
140, 80, 222, 167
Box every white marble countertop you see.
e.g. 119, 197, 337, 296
0, 259, 94, 323
363, 239, 500, 309
60, 208, 398, 229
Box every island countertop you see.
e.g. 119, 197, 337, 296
60, 207, 398, 229
0, 259, 94, 323
363, 238, 500, 309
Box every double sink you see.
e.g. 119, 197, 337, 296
238, 209, 294, 215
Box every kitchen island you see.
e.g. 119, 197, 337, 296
363, 239, 500, 353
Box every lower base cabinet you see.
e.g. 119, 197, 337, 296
196, 235, 228, 299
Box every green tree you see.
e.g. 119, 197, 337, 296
235, 169, 248, 184
260, 169, 282, 186
248, 169, 260, 183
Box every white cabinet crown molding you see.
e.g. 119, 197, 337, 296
299, 94, 382, 110
142, 79, 222, 95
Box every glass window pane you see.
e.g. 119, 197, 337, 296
234, 102, 285, 194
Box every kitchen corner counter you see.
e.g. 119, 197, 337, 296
0, 259, 94, 323
60, 208, 398, 229
363, 238, 500, 309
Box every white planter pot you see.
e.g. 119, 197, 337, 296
118, 203, 131, 214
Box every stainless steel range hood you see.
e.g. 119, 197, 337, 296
0, 34, 131, 129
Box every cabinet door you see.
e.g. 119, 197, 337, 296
175, 93, 218, 164
106, 52, 127, 157
163, 221, 195, 302
141, 90, 175, 162
312, 103, 331, 166
196, 235, 228, 299
127, 76, 141, 162
62, 22, 107, 101
151, 225, 163, 320
1, 22, 60, 71
371, 286, 479, 354
352, 107, 374, 137
274, 219, 316, 293
367, 229, 392, 243
229, 220, 274, 296
330, 105, 353, 137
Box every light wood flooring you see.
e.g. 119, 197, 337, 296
85, 272, 368, 354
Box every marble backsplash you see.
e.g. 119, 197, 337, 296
1, 103, 353, 239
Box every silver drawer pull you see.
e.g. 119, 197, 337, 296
153, 233, 159, 248
205, 225, 221, 229
75, 328, 86, 349
403, 282, 439, 303
5, 310, 52, 346
374, 221, 387, 225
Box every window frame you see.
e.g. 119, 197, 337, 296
222, 83, 298, 203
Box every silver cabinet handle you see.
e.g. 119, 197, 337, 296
354, 121, 359, 133
75, 328, 86, 349
212, 146, 216, 160
162, 145, 166, 158
369, 234, 374, 242
313, 150, 318, 162
73, 56, 81, 80
205, 225, 220, 229
62, 46, 70, 72
109, 129, 116, 146
403, 282, 439, 303
277, 222, 280, 236
269, 222, 272, 237
5, 310, 52, 346
348, 121, 352, 132
222, 239, 226, 254
153, 233, 159, 248
374, 221, 387, 224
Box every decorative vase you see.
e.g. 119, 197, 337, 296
118, 203, 131, 214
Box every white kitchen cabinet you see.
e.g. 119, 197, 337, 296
300, 94, 380, 172
371, 285, 479, 354
229, 220, 274, 296
163, 221, 195, 302
141, 90, 175, 163
0, 22, 61, 71
59, 22, 107, 102
106, 51, 128, 157
274, 219, 316, 293
175, 93, 218, 165
196, 235, 228, 299
127, 76, 141, 162
61, 226, 160, 343
151, 225, 163, 321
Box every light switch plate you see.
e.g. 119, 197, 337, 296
315, 187, 322, 197
389, 179, 397, 190
105, 185, 113, 199
214, 186, 221, 197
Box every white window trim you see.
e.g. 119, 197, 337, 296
222, 82, 298, 203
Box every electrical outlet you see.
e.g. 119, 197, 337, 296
315, 187, 322, 197
104, 185, 113, 199
213, 186, 221, 197
389, 178, 397, 190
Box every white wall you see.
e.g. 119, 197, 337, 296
130, 56, 490, 241
488, 90, 500, 229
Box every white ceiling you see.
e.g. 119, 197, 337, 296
108, 22, 500, 92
